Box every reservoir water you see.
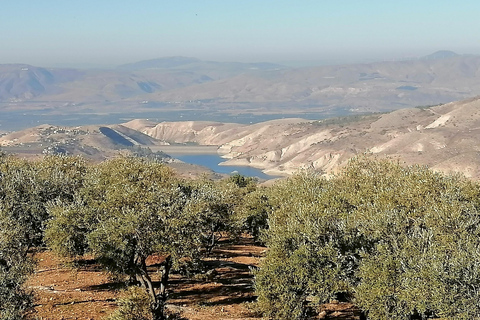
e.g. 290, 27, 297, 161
171, 154, 276, 180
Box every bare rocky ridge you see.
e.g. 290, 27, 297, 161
2, 97, 480, 179
123, 97, 480, 178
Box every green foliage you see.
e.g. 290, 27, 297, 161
237, 189, 271, 243
129, 146, 171, 163
216, 173, 270, 243
336, 157, 480, 319
0, 154, 87, 248
180, 178, 237, 254
0, 155, 86, 319
45, 196, 93, 257
107, 286, 154, 320
9, 151, 480, 319
415, 103, 442, 110
46, 157, 190, 318
34, 155, 88, 203
0, 156, 48, 247
312, 113, 381, 128
254, 171, 361, 319
255, 157, 480, 319
46, 156, 240, 319
81, 157, 184, 273
228, 173, 257, 189
0, 207, 34, 320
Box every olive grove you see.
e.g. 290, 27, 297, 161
3, 152, 480, 320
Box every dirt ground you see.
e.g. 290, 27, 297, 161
26, 237, 361, 320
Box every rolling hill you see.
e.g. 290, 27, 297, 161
120, 96, 480, 178
3, 96, 480, 180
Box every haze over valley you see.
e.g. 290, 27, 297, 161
2, 51, 480, 132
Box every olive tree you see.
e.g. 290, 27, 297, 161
0, 206, 34, 320
0, 156, 48, 248
337, 157, 480, 320
0, 154, 87, 319
237, 189, 271, 244
255, 157, 480, 320
180, 177, 239, 254
254, 171, 362, 319
0, 154, 87, 248
46, 157, 235, 319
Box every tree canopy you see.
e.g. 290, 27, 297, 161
0, 154, 87, 319
3, 152, 480, 319
46, 157, 240, 319
255, 156, 480, 320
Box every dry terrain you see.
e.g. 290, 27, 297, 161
125, 97, 480, 178
26, 237, 361, 320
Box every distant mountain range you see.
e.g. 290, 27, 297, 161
116, 56, 285, 72
1, 51, 480, 124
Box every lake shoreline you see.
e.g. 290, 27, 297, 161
149, 145, 220, 155
169, 153, 277, 180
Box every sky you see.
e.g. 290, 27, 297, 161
1, 0, 480, 68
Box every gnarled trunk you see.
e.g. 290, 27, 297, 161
135, 254, 172, 320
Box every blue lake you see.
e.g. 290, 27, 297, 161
171, 154, 276, 180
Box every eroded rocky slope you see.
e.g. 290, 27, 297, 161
123, 97, 480, 178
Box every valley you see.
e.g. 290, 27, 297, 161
5, 2, 480, 319
2, 51, 480, 135
2, 96, 480, 180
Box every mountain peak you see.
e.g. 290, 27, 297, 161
117, 56, 200, 71
420, 50, 460, 60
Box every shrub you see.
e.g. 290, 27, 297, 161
107, 286, 154, 320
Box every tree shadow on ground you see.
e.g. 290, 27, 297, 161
68, 257, 105, 272
167, 239, 260, 307
52, 298, 116, 307
81, 281, 127, 292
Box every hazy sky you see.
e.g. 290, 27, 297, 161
2, 0, 480, 67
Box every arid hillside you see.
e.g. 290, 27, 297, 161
124, 97, 480, 178
3, 96, 480, 179
146, 54, 480, 111
0, 123, 169, 162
